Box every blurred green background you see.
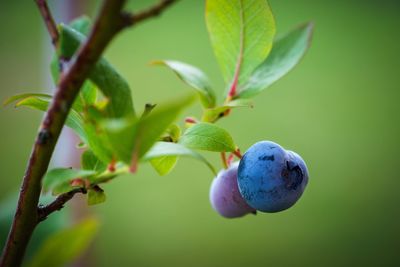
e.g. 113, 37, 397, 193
1, 0, 400, 266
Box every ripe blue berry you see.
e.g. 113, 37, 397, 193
210, 162, 256, 218
237, 141, 309, 212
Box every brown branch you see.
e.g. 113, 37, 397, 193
35, 0, 59, 46
1, 0, 179, 266
123, 0, 178, 26
37, 188, 87, 222
0, 1, 127, 266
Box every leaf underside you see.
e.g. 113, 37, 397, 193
206, 0, 276, 87
238, 22, 314, 98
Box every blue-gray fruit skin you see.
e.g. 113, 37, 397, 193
210, 162, 256, 218
237, 141, 309, 213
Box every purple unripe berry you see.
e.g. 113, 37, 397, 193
209, 162, 256, 218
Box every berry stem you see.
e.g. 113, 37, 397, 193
220, 152, 228, 169
227, 153, 234, 166
233, 149, 242, 159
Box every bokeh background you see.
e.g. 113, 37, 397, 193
1, 0, 400, 266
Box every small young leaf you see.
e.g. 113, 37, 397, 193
150, 156, 178, 176
201, 98, 253, 122
3, 93, 51, 106
237, 22, 314, 99
87, 187, 106, 206
69, 15, 91, 35
165, 124, 181, 142
103, 95, 195, 164
81, 132, 112, 165
81, 149, 107, 173
153, 60, 216, 108
14, 96, 49, 111
206, 0, 276, 87
5, 94, 89, 144
58, 24, 135, 118
179, 122, 236, 152
28, 218, 99, 267
143, 142, 217, 175
72, 81, 98, 113
42, 168, 96, 195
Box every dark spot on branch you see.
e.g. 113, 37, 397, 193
37, 129, 52, 145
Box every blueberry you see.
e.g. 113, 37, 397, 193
209, 162, 256, 218
237, 141, 309, 212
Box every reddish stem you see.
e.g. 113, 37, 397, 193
108, 159, 117, 172
227, 153, 234, 166
185, 117, 197, 124
233, 149, 242, 159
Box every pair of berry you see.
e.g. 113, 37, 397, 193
210, 141, 309, 218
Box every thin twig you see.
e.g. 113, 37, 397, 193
34, 0, 59, 46
123, 0, 178, 26
38, 188, 87, 222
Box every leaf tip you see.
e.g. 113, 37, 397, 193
149, 60, 165, 66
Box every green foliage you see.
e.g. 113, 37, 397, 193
42, 168, 96, 195
81, 149, 107, 173
180, 122, 236, 152
163, 124, 181, 142
206, 0, 276, 86
143, 142, 216, 175
238, 22, 314, 99
150, 156, 178, 176
72, 81, 98, 113
103, 94, 195, 164
3, 94, 88, 144
153, 60, 216, 108
69, 15, 91, 35
58, 24, 135, 118
28, 218, 99, 267
3, 93, 51, 106
3, 2, 313, 211
87, 188, 106, 205
201, 98, 253, 122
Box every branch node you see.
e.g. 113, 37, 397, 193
37, 188, 86, 222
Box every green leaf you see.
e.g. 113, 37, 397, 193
14, 96, 49, 111
72, 80, 98, 113
81, 149, 107, 172
4, 94, 89, 144
238, 22, 314, 99
43, 168, 96, 195
28, 218, 99, 267
143, 142, 217, 175
69, 15, 91, 35
87, 188, 106, 205
58, 24, 135, 118
165, 124, 181, 142
206, 0, 276, 87
3, 93, 51, 106
179, 122, 236, 152
150, 156, 178, 176
104, 95, 195, 164
81, 107, 115, 164
153, 60, 216, 108
201, 98, 253, 122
